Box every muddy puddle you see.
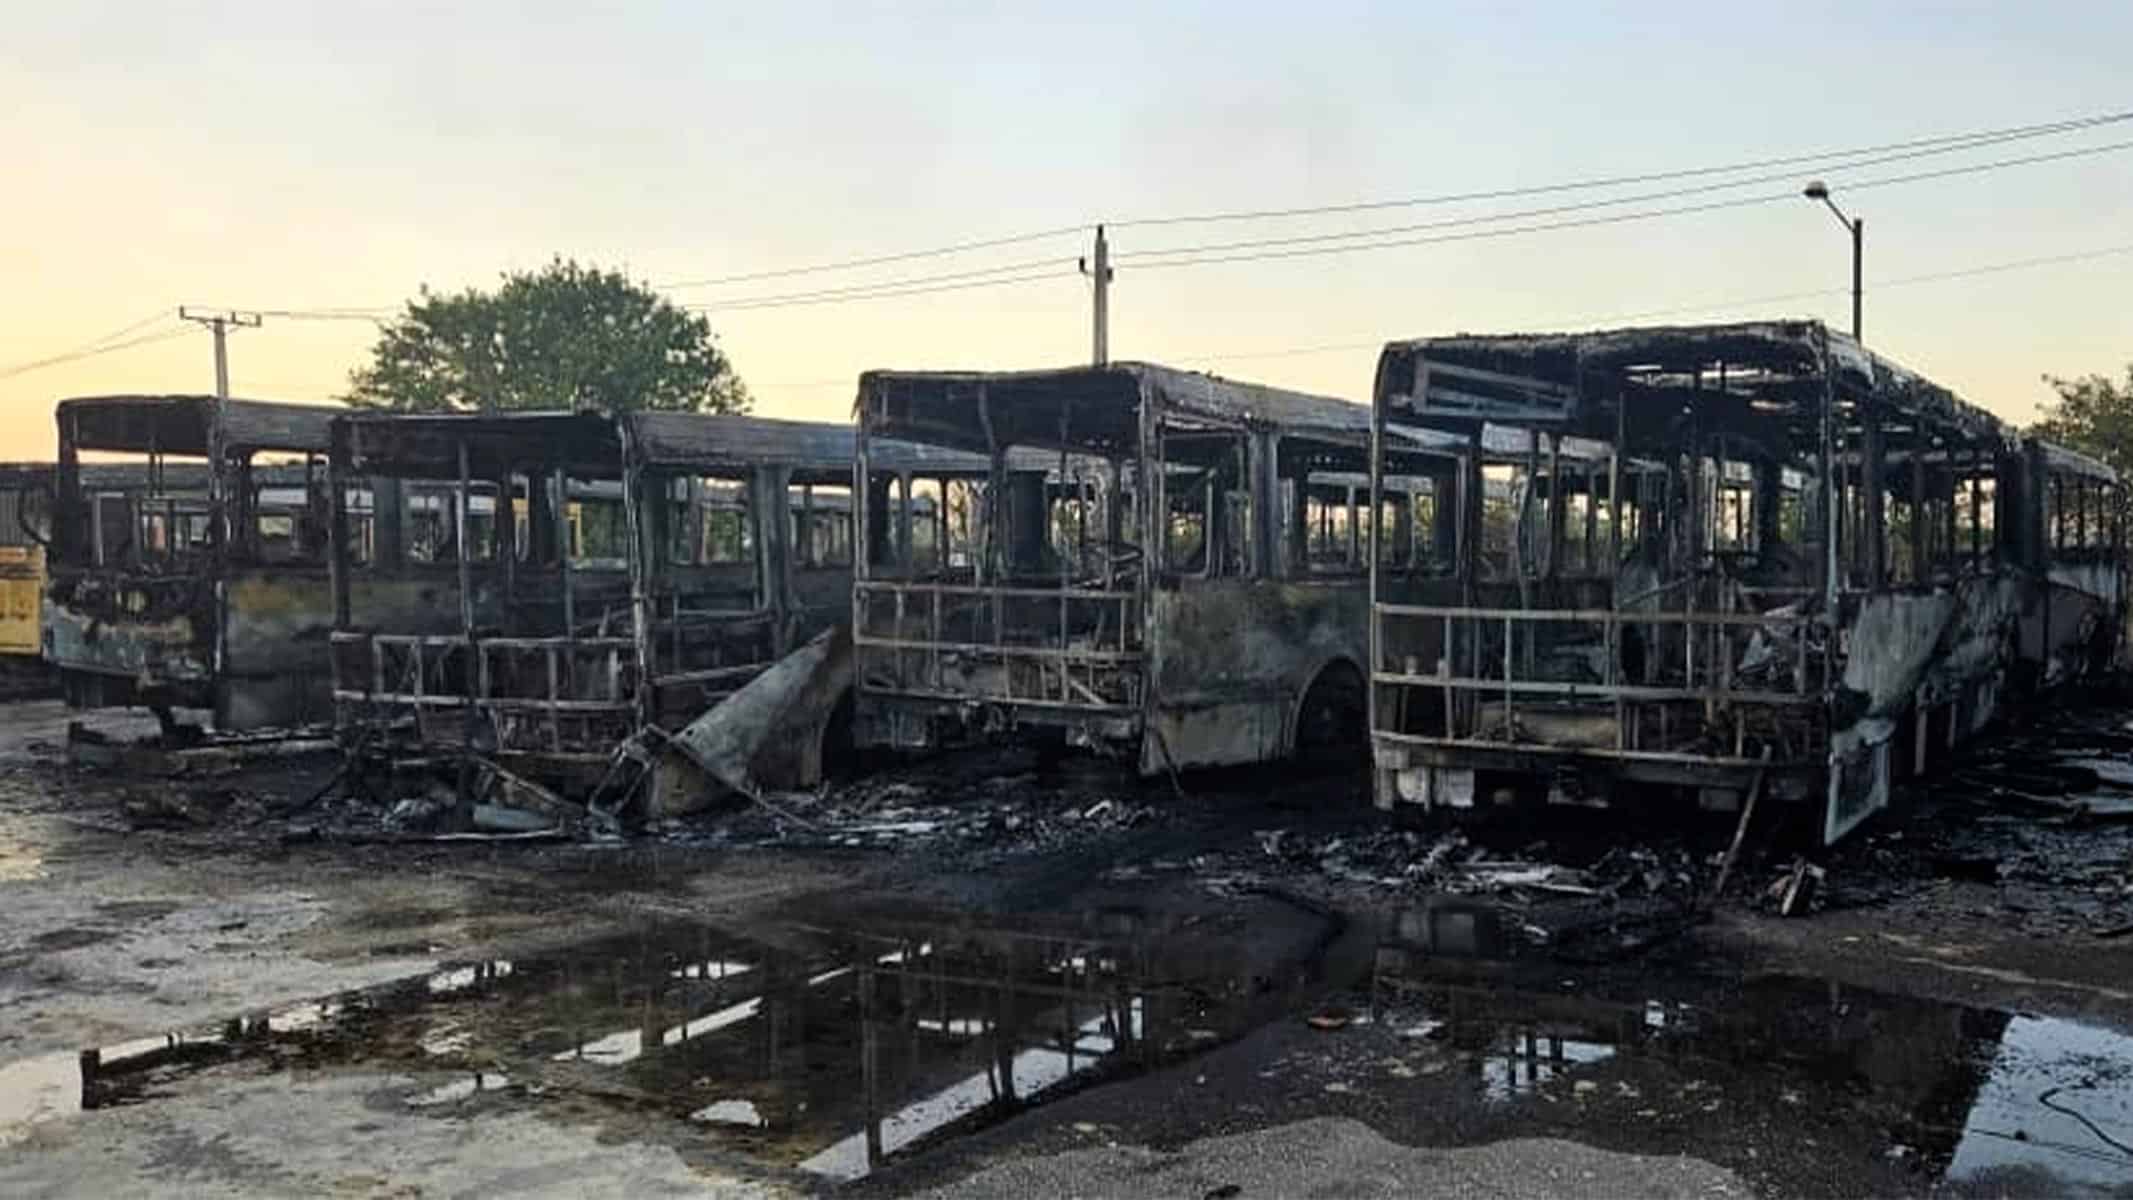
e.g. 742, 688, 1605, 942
1362, 906, 2133, 1196
8, 882, 2132, 1195
0, 888, 1332, 1183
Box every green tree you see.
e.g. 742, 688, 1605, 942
2031, 365, 2133, 479
346, 258, 750, 414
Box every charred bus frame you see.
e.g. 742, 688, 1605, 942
1365, 320, 2124, 843
852, 363, 1445, 774
46, 394, 340, 730
0, 461, 228, 695
325, 409, 983, 779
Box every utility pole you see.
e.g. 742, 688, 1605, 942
1078, 226, 1112, 366
177, 307, 260, 702
177, 307, 262, 398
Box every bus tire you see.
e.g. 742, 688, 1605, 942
1292, 659, 1366, 767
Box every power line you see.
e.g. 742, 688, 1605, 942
0, 326, 193, 381
60, 308, 175, 356
697, 129, 2133, 311
1181, 242, 2133, 366
684, 255, 1072, 310
256, 307, 396, 321
185, 110, 2133, 322
692, 266, 1073, 313
1117, 124, 2130, 263
59, 111, 2133, 339
660, 225, 1087, 290
652, 108, 2133, 290
1111, 109, 2133, 229
1125, 138, 2133, 273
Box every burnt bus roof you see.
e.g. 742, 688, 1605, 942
0, 461, 326, 494
58, 395, 338, 456
0, 461, 208, 490
335, 408, 1001, 484
2033, 438, 2120, 484
1375, 319, 2007, 451
857, 361, 1382, 458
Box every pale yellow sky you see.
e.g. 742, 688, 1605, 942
5, 3, 2129, 460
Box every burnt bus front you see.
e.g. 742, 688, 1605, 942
46, 395, 338, 730
1367, 321, 2035, 844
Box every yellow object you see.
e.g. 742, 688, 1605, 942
0, 544, 44, 658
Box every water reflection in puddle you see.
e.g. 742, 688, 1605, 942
1371, 913, 2133, 1197
0, 902, 1311, 1181
693, 1098, 766, 1128
0, 831, 44, 882
406, 1072, 511, 1107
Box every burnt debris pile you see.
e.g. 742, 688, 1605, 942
1818, 687, 2133, 933
1237, 827, 1701, 905
647, 749, 1167, 860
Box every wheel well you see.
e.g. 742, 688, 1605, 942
815, 685, 858, 782
1288, 656, 1365, 754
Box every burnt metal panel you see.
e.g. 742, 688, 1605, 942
336, 409, 1000, 480
857, 362, 1371, 457
58, 395, 337, 456
1376, 320, 2006, 448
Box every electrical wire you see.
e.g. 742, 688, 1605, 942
1110, 109, 2133, 228
683, 255, 1072, 310
692, 266, 1073, 313
659, 225, 1087, 290
1116, 126, 2130, 263
1126, 139, 2133, 272
653, 108, 2133, 289
1181, 242, 2133, 364
257, 307, 396, 321
205, 111, 2133, 320
79, 112, 2133, 331
63, 309, 175, 354
0, 326, 194, 381
2038, 1083, 2133, 1158
690, 129, 2133, 308
0, 307, 177, 378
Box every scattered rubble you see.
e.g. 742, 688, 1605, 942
1197, 825, 1705, 906
1813, 689, 2133, 933
656, 784, 1162, 854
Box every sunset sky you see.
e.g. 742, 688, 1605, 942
4, 2, 2129, 458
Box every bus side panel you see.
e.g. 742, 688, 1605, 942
2028, 562, 2122, 687
43, 572, 214, 689
225, 570, 506, 728
217, 569, 336, 728
1142, 579, 1366, 772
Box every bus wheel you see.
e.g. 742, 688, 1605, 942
1294, 661, 1366, 768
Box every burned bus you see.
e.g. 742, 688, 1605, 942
324, 409, 987, 782
851, 363, 1445, 774
45, 394, 341, 731
1364, 320, 2124, 844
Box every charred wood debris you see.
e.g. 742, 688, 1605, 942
52, 685, 2133, 949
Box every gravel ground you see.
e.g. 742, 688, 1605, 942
911, 1116, 1746, 1199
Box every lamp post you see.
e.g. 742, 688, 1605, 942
1802, 180, 1862, 342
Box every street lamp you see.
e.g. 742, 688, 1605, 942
1802, 179, 1862, 342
